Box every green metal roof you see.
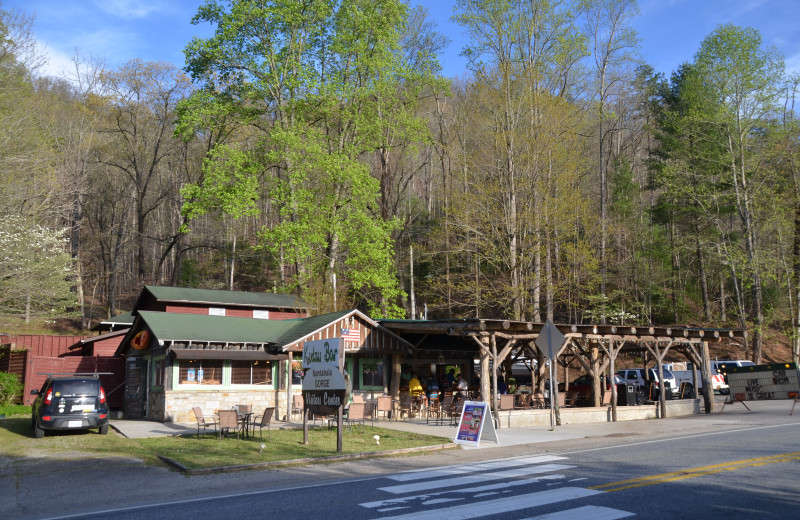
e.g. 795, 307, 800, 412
136, 309, 358, 348
142, 285, 309, 310
138, 311, 299, 345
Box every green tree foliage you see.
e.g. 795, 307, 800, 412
0, 371, 23, 407
179, 0, 428, 317
0, 216, 76, 322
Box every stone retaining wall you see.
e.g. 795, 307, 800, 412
497, 398, 702, 428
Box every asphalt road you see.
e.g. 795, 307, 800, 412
4, 401, 799, 520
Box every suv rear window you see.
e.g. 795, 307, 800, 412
52, 380, 99, 396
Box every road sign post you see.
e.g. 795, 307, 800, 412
536, 320, 565, 428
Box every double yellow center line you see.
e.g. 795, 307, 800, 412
590, 452, 800, 493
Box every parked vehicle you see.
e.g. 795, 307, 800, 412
615, 368, 678, 399
669, 362, 728, 395
31, 375, 109, 438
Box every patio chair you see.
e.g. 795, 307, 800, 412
426, 392, 441, 424
532, 392, 546, 408
192, 406, 217, 438
218, 409, 240, 440
499, 394, 515, 411
449, 398, 464, 426
364, 400, 377, 426
251, 407, 275, 441
352, 395, 364, 404
437, 395, 453, 425
397, 395, 414, 420
292, 394, 305, 421
517, 393, 532, 409
345, 402, 366, 433
376, 396, 392, 421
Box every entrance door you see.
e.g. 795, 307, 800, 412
124, 357, 146, 419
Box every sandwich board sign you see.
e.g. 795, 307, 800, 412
302, 339, 346, 416
454, 401, 498, 447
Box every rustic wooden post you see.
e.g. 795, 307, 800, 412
287, 351, 293, 422
700, 340, 716, 413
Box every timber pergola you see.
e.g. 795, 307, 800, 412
378, 319, 746, 425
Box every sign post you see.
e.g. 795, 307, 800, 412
302, 338, 346, 451
536, 320, 565, 428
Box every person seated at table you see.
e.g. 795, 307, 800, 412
408, 373, 424, 396
456, 374, 468, 398
507, 376, 517, 394
497, 376, 508, 395
426, 377, 439, 396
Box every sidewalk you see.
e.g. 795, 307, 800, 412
110, 398, 777, 450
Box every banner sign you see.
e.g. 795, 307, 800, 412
302, 338, 341, 370
454, 401, 499, 447
727, 363, 800, 402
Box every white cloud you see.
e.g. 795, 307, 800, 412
35, 39, 78, 79
93, 0, 165, 19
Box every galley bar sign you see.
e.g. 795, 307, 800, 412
302, 339, 346, 416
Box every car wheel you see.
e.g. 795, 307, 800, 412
99, 424, 109, 435
33, 422, 45, 439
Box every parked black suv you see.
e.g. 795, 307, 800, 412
31, 375, 109, 438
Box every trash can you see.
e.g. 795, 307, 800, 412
616, 383, 636, 406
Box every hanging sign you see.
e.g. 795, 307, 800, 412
454, 401, 499, 447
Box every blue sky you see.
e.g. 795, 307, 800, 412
4, 0, 799, 80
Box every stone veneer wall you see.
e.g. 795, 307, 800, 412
162, 389, 288, 424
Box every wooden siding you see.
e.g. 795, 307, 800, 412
4, 335, 88, 357
165, 304, 209, 315
23, 356, 126, 408
164, 304, 306, 320
285, 316, 409, 354
269, 310, 308, 320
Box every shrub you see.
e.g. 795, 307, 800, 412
0, 372, 23, 407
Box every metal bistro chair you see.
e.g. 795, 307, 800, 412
345, 402, 366, 433
398, 395, 414, 420
218, 409, 240, 441
192, 406, 217, 438
364, 400, 377, 426
438, 394, 454, 426
292, 394, 305, 421
426, 392, 441, 424
376, 396, 392, 421
251, 407, 275, 441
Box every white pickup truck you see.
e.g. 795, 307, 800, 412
666, 362, 726, 395
665, 360, 754, 395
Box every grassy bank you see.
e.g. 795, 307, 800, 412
0, 417, 450, 470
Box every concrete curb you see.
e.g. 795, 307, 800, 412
158, 442, 460, 475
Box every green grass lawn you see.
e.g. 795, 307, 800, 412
0, 416, 451, 470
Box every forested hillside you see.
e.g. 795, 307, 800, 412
1, 1, 798, 364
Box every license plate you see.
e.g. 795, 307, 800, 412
67, 421, 83, 428
71, 405, 95, 412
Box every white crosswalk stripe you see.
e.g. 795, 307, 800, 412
362, 454, 636, 519
360, 474, 567, 509
377, 463, 576, 494
369, 487, 601, 519
520, 505, 635, 520
386, 455, 568, 482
